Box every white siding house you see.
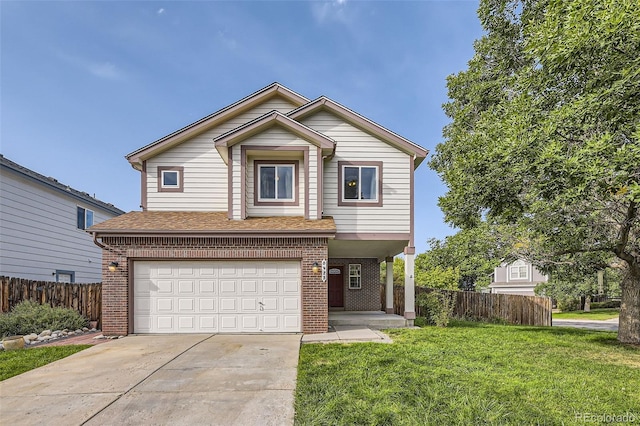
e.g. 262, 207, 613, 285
90, 83, 428, 336
0, 155, 124, 282
489, 259, 549, 296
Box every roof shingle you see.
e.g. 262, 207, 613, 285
89, 211, 336, 236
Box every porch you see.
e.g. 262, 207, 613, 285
328, 311, 407, 329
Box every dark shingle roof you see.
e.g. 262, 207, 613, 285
0, 154, 124, 216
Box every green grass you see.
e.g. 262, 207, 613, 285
0, 345, 90, 381
553, 308, 620, 320
295, 321, 640, 425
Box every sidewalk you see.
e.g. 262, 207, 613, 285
301, 326, 393, 344
553, 318, 619, 332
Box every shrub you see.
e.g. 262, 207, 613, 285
0, 301, 87, 338
590, 301, 621, 309
417, 290, 456, 327
557, 297, 581, 312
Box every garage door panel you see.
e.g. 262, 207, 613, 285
199, 316, 217, 331
157, 280, 173, 293
219, 298, 238, 312
283, 297, 299, 312
134, 261, 301, 333
156, 316, 174, 330
178, 280, 195, 294
262, 280, 278, 293
241, 279, 258, 294
199, 298, 217, 312
178, 298, 195, 312
283, 315, 300, 331
199, 280, 216, 294
220, 280, 238, 295
157, 298, 173, 312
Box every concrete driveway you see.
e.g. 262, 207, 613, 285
0, 334, 301, 426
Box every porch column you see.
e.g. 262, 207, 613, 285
404, 247, 416, 325
385, 256, 394, 314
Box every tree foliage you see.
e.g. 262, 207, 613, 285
431, 0, 640, 343
416, 223, 509, 290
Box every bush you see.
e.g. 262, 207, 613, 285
0, 301, 87, 338
590, 301, 621, 309
557, 297, 581, 312
417, 290, 456, 327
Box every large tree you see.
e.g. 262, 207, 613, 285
431, 0, 640, 343
416, 223, 509, 291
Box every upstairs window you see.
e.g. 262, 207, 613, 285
510, 260, 528, 280
157, 166, 184, 192
338, 161, 382, 206
77, 206, 94, 230
256, 162, 297, 204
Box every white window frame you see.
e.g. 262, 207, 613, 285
348, 264, 362, 289
257, 163, 295, 202
157, 166, 184, 192
509, 261, 529, 280
342, 165, 379, 202
77, 206, 94, 230
161, 170, 180, 189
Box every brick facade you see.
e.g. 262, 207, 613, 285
100, 236, 328, 335
328, 258, 381, 311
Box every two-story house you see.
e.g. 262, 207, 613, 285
0, 155, 124, 283
488, 259, 549, 296
90, 83, 427, 335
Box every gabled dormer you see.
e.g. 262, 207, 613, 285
213, 110, 335, 220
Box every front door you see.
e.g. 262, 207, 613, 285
328, 266, 344, 308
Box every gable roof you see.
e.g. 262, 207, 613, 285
213, 110, 336, 164
0, 154, 124, 216
89, 211, 336, 237
126, 83, 309, 169
288, 96, 428, 167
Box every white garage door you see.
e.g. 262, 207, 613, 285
133, 260, 301, 333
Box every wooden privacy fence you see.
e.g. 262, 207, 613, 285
382, 285, 552, 326
0, 277, 102, 324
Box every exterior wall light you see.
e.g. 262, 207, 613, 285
108, 261, 119, 272
312, 262, 320, 274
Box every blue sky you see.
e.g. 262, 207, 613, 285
1, 1, 483, 254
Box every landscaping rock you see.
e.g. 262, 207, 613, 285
0, 342, 4, 351
75, 329, 83, 334
39, 330, 52, 337
93, 335, 106, 340
3, 336, 25, 350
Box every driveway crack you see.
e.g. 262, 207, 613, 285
80, 334, 216, 425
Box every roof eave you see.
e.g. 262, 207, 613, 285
126, 83, 310, 166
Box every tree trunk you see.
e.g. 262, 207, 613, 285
618, 272, 640, 344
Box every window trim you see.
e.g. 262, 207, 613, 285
338, 161, 383, 207
509, 261, 529, 280
157, 166, 184, 193
55, 270, 75, 283
76, 206, 94, 230
254, 160, 299, 206
348, 264, 362, 290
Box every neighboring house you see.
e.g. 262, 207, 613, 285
90, 83, 428, 335
488, 259, 549, 296
0, 155, 124, 283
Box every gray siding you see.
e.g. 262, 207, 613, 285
0, 169, 118, 282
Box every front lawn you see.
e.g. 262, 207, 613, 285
295, 322, 640, 425
553, 308, 620, 321
0, 345, 90, 381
